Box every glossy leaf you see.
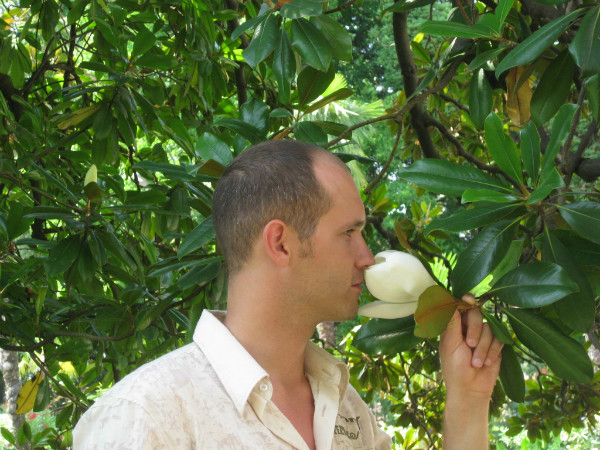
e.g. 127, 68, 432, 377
352, 317, 423, 355
499, 345, 525, 402
273, 28, 295, 104
212, 117, 265, 144
414, 285, 458, 338
304, 88, 354, 114
44, 235, 81, 277
297, 65, 336, 108
280, 0, 322, 18
585, 74, 600, 122
195, 133, 233, 166
539, 103, 578, 177
505, 308, 593, 383
469, 69, 493, 129
569, 5, 600, 77
495, 9, 585, 78
131, 27, 157, 60
426, 204, 522, 235
520, 121, 540, 180
311, 15, 353, 62
382, 0, 435, 15
557, 202, 600, 245
462, 189, 520, 203
290, 18, 332, 72
231, 14, 269, 41
243, 14, 278, 68
450, 220, 518, 297
399, 159, 509, 197
531, 50, 575, 125
489, 261, 578, 308
418, 21, 497, 39
527, 167, 563, 204
505, 66, 532, 127
482, 311, 514, 345
240, 97, 270, 136
178, 216, 216, 259
484, 113, 523, 184
541, 230, 595, 332
294, 121, 328, 148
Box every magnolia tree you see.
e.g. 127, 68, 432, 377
0, 0, 598, 447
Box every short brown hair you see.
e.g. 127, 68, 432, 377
212, 140, 334, 274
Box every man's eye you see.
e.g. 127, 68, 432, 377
345, 229, 355, 236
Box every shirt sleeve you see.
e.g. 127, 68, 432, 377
73, 397, 170, 450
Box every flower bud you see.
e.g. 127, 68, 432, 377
359, 250, 436, 319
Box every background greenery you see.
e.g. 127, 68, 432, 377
0, 0, 599, 448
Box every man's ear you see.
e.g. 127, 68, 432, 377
262, 219, 293, 267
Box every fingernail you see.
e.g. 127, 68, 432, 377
473, 358, 483, 368
467, 338, 477, 347
484, 359, 492, 367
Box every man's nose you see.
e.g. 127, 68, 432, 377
357, 235, 375, 269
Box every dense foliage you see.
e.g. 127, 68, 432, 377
0, 0, 599, 448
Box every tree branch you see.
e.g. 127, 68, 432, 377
392, 10, 440, 159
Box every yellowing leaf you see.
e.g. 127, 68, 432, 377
414, 285, 458, 338
16, 372, 43, 414
57, 104, 102, 130
505, 66, 532, 127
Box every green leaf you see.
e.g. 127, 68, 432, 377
467, 47, 507, 72
419, 21, 497, 39
231, 13, 269, 41
290, 18, 332, 72
414, 285, 458, 338
178, 216, 216, 259
352, 317, 423, 355
294, 121, 328, 148
531, 50, 576, 126
240, 97, 270, 136
499, 345, 525, 403
243, 13, 278, 68
469, 69, 493, 130
489, 262, 578, 308
495, 9, 585, 78
526, 167, 563, 204
568, 5, 600, 77
494, 0, 515, 30
539, 103, 578, 179
426, 204, 522, 234
552, 229, 600, 266
399, 159, 509, 197
541, 230, 595, 332
133, 161, 212, 183
303, 88, 354, 114
213, 117, 265, 144
44, 235, 82, 277
505, 308, 593, 383
177, 261, 221, 290
131, 27, 157, 60
482, 311, 513, 345
557, 201, 600, 245
297, 64, 336, 108
462, 189, 520, 204
382, 0, 435, 15
450, 220, 518, 297
484, 113, 523, 184
585, 74, 600, 123
196, 133, 233, 166
273, 28, 295, 104
280, 0, 322, 19
311, 15, 353, 62
520, 121, 540, 180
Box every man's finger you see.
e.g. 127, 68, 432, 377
465, 307, 484, 348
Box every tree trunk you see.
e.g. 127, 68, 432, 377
0, 349, 27, 450
317, 322, 336, 348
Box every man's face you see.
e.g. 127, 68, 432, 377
291, 156, 375, 323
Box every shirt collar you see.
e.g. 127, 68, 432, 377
193, 310, 269, 415
304, 341, 349, 405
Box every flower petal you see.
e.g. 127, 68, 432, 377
358, 300, 418, 319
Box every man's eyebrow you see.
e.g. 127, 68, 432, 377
344, 220, 366, 230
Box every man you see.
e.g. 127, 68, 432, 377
74, 140, 503, 449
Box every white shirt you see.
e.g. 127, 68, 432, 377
73, 311, 392, 450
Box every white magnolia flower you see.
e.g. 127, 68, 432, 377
359, 250, 436, 319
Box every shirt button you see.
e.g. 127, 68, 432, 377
259, 383, 269, 392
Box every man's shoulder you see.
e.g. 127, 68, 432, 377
95, 341, 215, 406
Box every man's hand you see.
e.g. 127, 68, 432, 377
439, 295, 504, 450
